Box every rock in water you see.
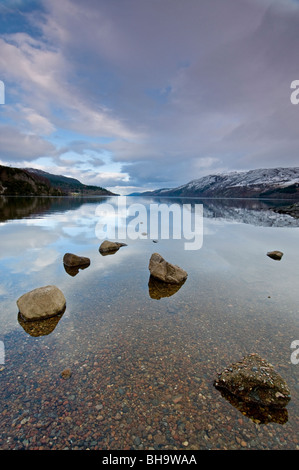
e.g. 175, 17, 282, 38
61, 368, 72, 379
267, 250, 283, 260
63, 264, 89, 277
148, 275, 186, 299
148, 253, 188, 285
99, 240, 127, 254
214, 353, 291, 408
63, 253, 90, 267
272, 202, 299, 219
17, 285, 66, 321
18, 311, 64, 336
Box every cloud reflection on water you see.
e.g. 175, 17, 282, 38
1, 196, 299, 336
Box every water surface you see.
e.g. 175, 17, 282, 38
0, 196, 298, 450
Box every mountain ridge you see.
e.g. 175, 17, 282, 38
26, 168, 116, 195
132, 167, 299, 199
0, 165, 116, 196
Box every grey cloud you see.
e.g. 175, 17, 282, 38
0, 125, 57, 162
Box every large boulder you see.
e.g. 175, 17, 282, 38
99, 240, 127, 255
214, 353, 291, 409
148, 253, 188, 285
17, 285, 66, 321
63, 253, 90, 267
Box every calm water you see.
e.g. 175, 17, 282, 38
0, 195, 299, 450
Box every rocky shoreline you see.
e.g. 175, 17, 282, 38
272, 202, 299, 219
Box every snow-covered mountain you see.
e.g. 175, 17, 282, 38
139, 167, 299, 199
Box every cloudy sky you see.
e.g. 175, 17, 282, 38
0, 0, 299, 194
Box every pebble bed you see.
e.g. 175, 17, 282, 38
1, 269, 299, 451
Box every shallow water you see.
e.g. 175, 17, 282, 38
0, 195, 298, 450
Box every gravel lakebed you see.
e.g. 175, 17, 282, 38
1, 275, 298, 450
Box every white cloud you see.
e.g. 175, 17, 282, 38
0, 28, 141, 139
21, 106, 56, 135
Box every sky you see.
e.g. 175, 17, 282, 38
0, 0, 299, 194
